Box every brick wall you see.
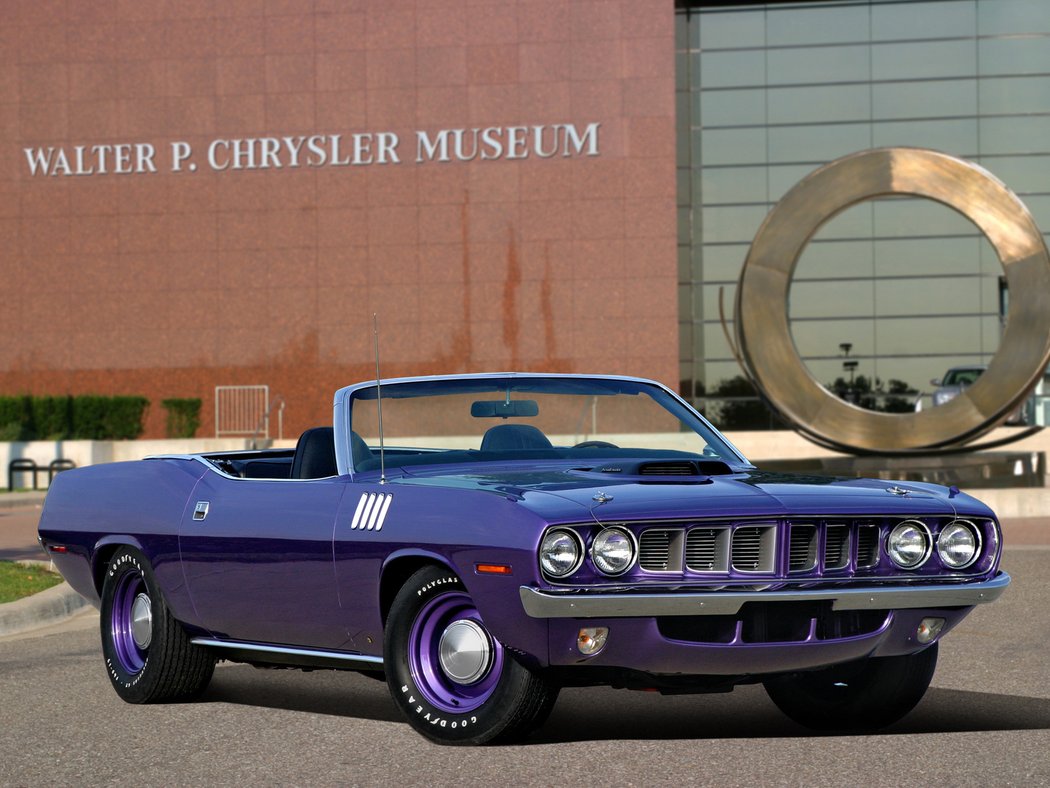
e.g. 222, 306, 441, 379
1, 0, 678, 437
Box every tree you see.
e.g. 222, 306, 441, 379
882, 379, 918, 413
711, 376, 778, 430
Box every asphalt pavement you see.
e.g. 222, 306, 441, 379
0, 502, 1047, 786
0, 549, 1046, 785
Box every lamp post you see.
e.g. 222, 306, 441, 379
843, 359, 858, 386
840, 343, 858, 403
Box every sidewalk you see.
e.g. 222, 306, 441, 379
0, 499, 47, 561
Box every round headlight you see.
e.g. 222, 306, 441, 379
937, 520, 980, 569
591, 527, 636, 576
540, 529, 582, 577
887, 521, 931, 568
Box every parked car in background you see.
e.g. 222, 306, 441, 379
928, 365, 985, 408
919, 364, 1030, 425
39, 373, 1010, 745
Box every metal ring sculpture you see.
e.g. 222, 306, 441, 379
735, 147, 1050, 453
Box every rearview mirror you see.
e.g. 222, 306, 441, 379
470, 400, 539, 418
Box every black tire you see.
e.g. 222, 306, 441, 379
100, 546, 215, 703
763, 644, 938, 731
384, 566, 558, 745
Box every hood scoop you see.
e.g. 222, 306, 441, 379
638, 460, 734, 477
568, 459, 736, 482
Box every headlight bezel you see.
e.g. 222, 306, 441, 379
589, 526, 638, 576
539, 528, 585, 578
936, 519, 982, 570
886, 520, 933, 569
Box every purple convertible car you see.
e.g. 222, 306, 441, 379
39, 373, 1009, 744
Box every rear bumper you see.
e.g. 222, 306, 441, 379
519, 571, 1010, 619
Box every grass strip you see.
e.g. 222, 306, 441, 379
0, 561, 62, 603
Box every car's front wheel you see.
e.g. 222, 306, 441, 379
100, 546, 215, 703
763, 644, 938, 731
385, 566, 558, 745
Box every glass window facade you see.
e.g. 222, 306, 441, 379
676, 0, 1050, 427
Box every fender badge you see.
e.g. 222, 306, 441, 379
592, 491, 614, 503
885, 486, 910, 496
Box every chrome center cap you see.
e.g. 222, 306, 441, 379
438, 619, 491, 685
131, 592, 152, 650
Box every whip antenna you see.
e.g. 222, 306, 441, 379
373, 314, 387, 484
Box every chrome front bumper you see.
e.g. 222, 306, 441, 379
519, 571, 1011, 619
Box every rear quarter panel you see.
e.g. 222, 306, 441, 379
38, 457, 207, 625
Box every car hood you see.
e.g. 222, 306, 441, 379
391, 465, 984, 523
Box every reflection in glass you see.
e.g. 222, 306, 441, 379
676, 1, 1048, 422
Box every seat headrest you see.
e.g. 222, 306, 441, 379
480, 424, 553, 452
291, 427, 338, 479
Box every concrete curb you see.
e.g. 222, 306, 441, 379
0, 580, 91, 637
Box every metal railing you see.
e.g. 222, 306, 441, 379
7, 458, 75, 490
215, 385, 270, 439
249, 395, 286, 449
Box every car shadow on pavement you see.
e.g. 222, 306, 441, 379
530, 685, 1050, 743
198, 667, 1050, 743
200, 663, 403, 724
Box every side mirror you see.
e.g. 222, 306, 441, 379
930, 378, 941, 387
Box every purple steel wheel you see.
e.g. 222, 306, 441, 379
408, 590, 505, 714
110, 569, 151, 674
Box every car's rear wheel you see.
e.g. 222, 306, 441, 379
385, 566, 558, 745
100, 546, 215, 703
763, 644, 938, 731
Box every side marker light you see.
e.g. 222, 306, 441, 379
475, 563, 512, 575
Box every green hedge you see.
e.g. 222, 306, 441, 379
0, 395, 149, 441
161, 398, 201, 439
0, 396, 31, 441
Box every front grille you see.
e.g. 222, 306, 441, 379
731, 526, 775, 573
789, 524, 817, 571
658, 603, 889, 644
639, 530, 673, 571
685, 528, 727, 572
625, 516, 982, 579
856, 525, 880, 567
824, 524, 849, 570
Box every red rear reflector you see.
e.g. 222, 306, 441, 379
49, 545, 68, 553
476, 563, 512, 575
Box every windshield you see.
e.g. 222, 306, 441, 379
942, 368, 984, 387
346, 376, 746, 473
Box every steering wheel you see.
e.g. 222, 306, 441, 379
573, 440, 619, 449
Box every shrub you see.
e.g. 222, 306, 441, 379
0, 394, 149, 441
0, 421, 24, 442
0, 397, 32, 441
31, 396, 73, 440
161, 398, 201, 439
98, 396, 149, 440
70, 395, 150, 440
71, 395, 108, 440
